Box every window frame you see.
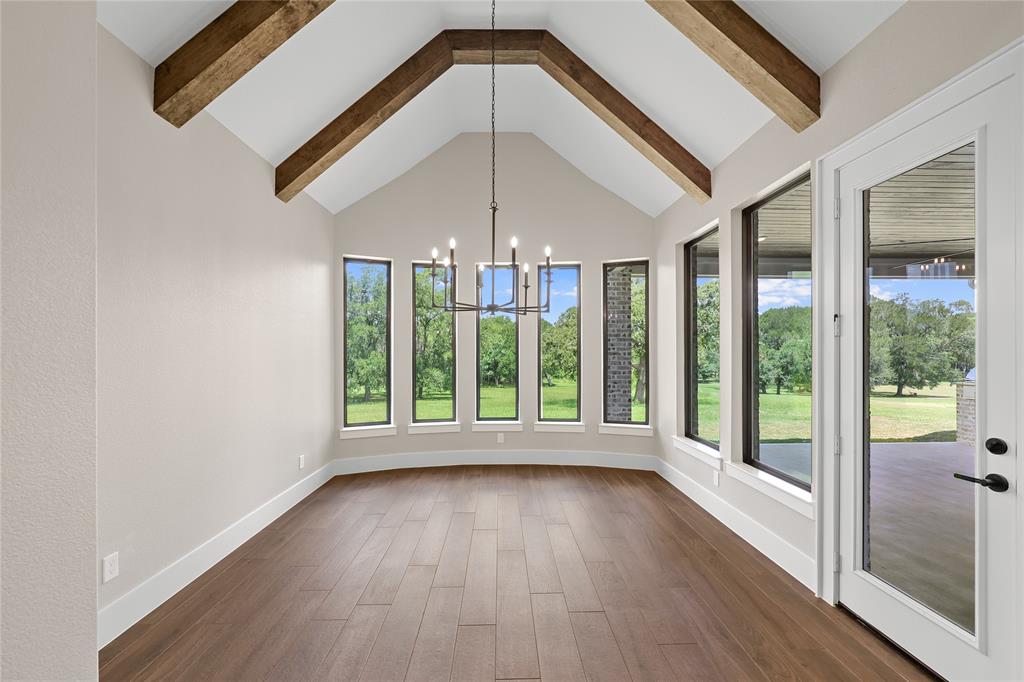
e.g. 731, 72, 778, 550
411, 261, 457, 424
741, 173, 813, 491
536, 262, 582, 423
601, 259, 650, 426
342, 255, 393, 428
682, 228, 720, 450
475, 263, 520, 422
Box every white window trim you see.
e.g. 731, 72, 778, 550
599, 423, 653, 437
672, 435, 722, 469
724, 461, 814, 518
533, 422, 586, 433
407, 422, 461, 435
338, 424, 397, 440
472, 421, 523, 432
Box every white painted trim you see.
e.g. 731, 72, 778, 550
407, 422, 461, 435
533, 422, 586, 433
725, 462, 814, 519
471, 421, 523, 432
599, 423, 654, 437
657, 459, 816, 589
96, 461, 335, 649
672, 436, 723, 470
337, 424, 397, 440
332, 449, 659, 475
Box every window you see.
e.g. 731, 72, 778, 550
538, 264, 581, 422
477, 265, 518, 421
412, 263, 456, 422
603, 261, 649, 425
683, 229, 720, 447
343, 257, 392, 427
742, 175, 812, 489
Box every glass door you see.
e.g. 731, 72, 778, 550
834, 61, 1019, 680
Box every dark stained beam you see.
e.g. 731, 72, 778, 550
155, 0, 333, 128
646, 0, 820, 132
276, 30, 712, 204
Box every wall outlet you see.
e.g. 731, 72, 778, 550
712, 471, 720, 487
298, 454, 306, 470
497, 433, 504, 444
102, 552, 119, 584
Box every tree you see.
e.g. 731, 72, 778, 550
413, 268, 454, 399
345, 264, 389, 402
479, 315, 516, 387
695, 280, 720, 382
540, 306, 578, 385
631, 275, 648, 404
869, 294, 956, 397
757, 306, 811, 394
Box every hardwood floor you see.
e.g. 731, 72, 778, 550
100, 465, 932, 681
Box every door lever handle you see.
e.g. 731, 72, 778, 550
953, 473, 1009, 493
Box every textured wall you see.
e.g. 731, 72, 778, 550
1, 2, 99, 677
603, 267, 633, 422
97, 28, 335, 613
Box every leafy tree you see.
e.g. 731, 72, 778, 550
757, 306, 812, 394
540, 306, 579, 386
414, 268, 454, 400
695, 280, 720, 382
345, 264, 389, 402
869, 293, 958, 397
945, 299, 976, 377
479, 315, 516, 387
631, 275, 648, 404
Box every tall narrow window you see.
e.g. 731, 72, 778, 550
683, 229, 720, 447
603, 261, 649, 425
477, 265, 518, 421
743, 175, 812, 489
538, 264, 581, 422
343, 257, 392, 427
413, 263, 456, 422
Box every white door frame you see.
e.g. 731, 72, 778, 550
816, 39, 1023, 677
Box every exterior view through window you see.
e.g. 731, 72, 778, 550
684, 229, 720, 446
477, 265, 518, 420
538, 264, 581, 421
343, 257, 391, 426
412, 263, 455, 422
863, 143, 977, 631
743, 175, 812, 488
603, 261, 649, 424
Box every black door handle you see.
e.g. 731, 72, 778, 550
953, 473, 1010, 492
985, 438, 1008, 455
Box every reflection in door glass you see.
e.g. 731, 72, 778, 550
863, 143, 976, 632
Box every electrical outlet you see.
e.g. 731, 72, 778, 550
712, 471, 720, 487
102, 552, 119, 584
298, 454, 305, 470
497, 433, 504, 444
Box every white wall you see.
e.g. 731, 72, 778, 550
653, 1, 1024, 561
96, 26, 335, 621
1, 2, 99, 677
333, 132, 656, 460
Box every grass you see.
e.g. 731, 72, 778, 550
540, 378, 579, 421
479, 384, 518, 420
345, 394, 388, 425
692, 381, 958, 442
414, 392, 455, 421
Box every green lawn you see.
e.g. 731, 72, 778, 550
414, 392, 455, 421
479, 384, 518, 419
540, 378, 579, 420
345, 393, 388, 425
694, 381, 957, 442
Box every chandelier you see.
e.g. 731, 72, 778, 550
427, 0, 552, 316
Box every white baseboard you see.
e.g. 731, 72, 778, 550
97, 449, 814, 651
656, 458, 816, 590
96, 461, 335, 649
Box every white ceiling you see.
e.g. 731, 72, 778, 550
97, 0, 905, 217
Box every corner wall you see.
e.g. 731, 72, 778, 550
653, 1, 1024, 567
333, 133, 657, 460
1, 2, 99, 677
96, 26, 335, 639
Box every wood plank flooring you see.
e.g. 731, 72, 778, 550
100, 465, 932, 681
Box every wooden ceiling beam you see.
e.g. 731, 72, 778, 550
154, 0, 333, 128
275, 29, 712, 204
646, 0, 820, 132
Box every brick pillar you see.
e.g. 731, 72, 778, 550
605, 267, 633, 421
956, 381, 976, 446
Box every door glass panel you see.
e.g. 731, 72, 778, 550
863, 142, 976, 632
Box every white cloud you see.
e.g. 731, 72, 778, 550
553, 285, 578, 298
758, 278, 812, 308
870, 284, 893, 300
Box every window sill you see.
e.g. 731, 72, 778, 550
533, 422, 585, 433
407, 422, 461, 435
724, 462, 814, 519
671, 436, 722, 470
471, 421, 523, 432
598, 423, 653, 437
338, 424, 397, 440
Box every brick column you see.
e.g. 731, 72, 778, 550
605, 267, 633, 421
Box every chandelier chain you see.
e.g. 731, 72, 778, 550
490, 0, 496, 210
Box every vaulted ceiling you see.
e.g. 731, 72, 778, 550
98, 0, 903, 217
